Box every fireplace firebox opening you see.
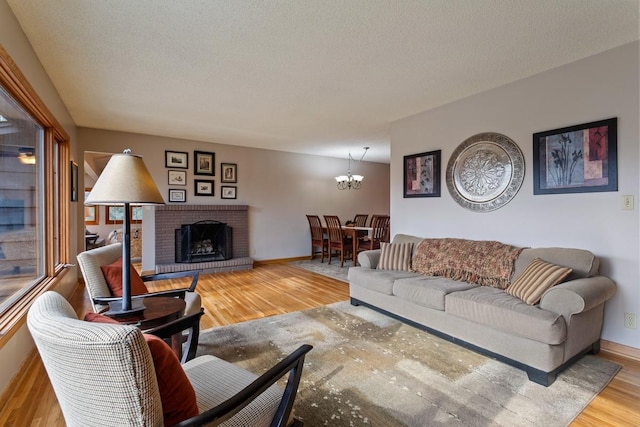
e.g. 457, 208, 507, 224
175, 220, 232, 263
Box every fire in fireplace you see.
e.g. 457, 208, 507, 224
175, 220, 233, 263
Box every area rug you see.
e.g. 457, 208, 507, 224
289, 258, 352, 282
197, 301, 620, 427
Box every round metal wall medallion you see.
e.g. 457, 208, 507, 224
446, 132, 524, 212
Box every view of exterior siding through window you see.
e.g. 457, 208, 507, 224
0, 85, 44, 313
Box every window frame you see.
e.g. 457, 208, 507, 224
0, 45, 72, 344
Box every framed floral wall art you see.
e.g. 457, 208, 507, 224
533, 118, 617, 194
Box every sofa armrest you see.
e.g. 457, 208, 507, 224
539, 276, 616, 319
357, 250, 381, 269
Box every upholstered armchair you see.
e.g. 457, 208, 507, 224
77, 243, 202, 317
28, 291, 312, 427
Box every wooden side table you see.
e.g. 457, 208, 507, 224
108, 296, 186, 330
105, 296, 187, 357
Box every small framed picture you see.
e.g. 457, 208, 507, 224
168, 170, 186, 186
221, 186, 237, 199
195, 150, 215, 176
165, 150, 188, 169
168, 188, 186, 203
403, 150, 441, 198
194, 179, 214, 196
70, 161, 79, 201
221, 163, 237, 183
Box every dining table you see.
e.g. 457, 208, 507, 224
341, 226, 373, 265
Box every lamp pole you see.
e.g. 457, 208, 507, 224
121, 201, 132, 312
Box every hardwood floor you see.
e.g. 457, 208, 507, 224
0, 262, 638, 426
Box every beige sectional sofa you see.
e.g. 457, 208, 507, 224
347, 234, 616, 386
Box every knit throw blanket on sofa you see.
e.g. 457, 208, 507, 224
412, 238, 524, 289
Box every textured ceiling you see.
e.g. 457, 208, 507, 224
7, 1, 639, 163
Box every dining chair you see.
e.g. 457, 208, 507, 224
323, 215, 353, 267
353, 214, 368, 227
306, 214, 328, 262
28, 291, 312, 427
358, 215, 390, 252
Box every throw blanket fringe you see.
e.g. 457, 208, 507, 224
412, 238, 524, 289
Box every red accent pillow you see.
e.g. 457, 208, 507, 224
84, 313, 199, 425
100, 257, 149, 296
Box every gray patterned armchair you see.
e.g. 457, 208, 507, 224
28, 291, 312, 426
77, 243, 202, 316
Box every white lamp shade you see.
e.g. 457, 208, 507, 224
86, 151, 165, 205
352, 175, 364, 182
335, 175, 349, 182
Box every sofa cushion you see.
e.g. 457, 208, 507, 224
393, 276, 479, 311
445, 287, 567, 345
377, 242, 413, 271
506, 258, 572, 305
513, 247, 597, 281
348, 267, 418, 295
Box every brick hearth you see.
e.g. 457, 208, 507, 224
154, 204, 253, 274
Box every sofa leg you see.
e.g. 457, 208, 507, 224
590, 340, 601, 355
526, 367, 557, 386
350, 298, 362, 307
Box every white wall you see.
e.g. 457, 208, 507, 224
77, 128, 390, 269
0, 0, 80, 398
390, 42, 640, 349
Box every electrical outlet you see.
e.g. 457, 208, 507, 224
621, 195, 634, 210
624, 312, 637, 329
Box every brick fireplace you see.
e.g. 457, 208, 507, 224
154, 204, 253, 274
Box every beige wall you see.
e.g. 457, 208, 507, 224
0, 0, 80, 398
390, 42, 640, 349
79, 127, 390, 268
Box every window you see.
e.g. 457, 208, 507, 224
0, 86, 45, 312
0, 45, 70, 334
105, 206, 143, 224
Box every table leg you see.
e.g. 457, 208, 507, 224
352, 230, 358, 265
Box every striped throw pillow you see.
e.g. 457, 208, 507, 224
377, 242, 413, 271
506, 258, 572, 305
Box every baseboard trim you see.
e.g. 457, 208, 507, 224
254, 256, 308, 266
601, 339, 640, 361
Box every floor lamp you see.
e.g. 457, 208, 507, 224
85, 149, 165, 316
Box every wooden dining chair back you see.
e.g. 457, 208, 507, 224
359, 215, 390, 251
323, 215, 352, 267
306, 214, 327, 262
353, 214, 368, 227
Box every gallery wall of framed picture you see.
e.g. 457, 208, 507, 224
164, 149, 239, 202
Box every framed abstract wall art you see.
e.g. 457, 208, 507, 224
403, 150, 441, 198
533, 118, 617, 195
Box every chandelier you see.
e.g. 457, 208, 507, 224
335, 147, 369, 190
